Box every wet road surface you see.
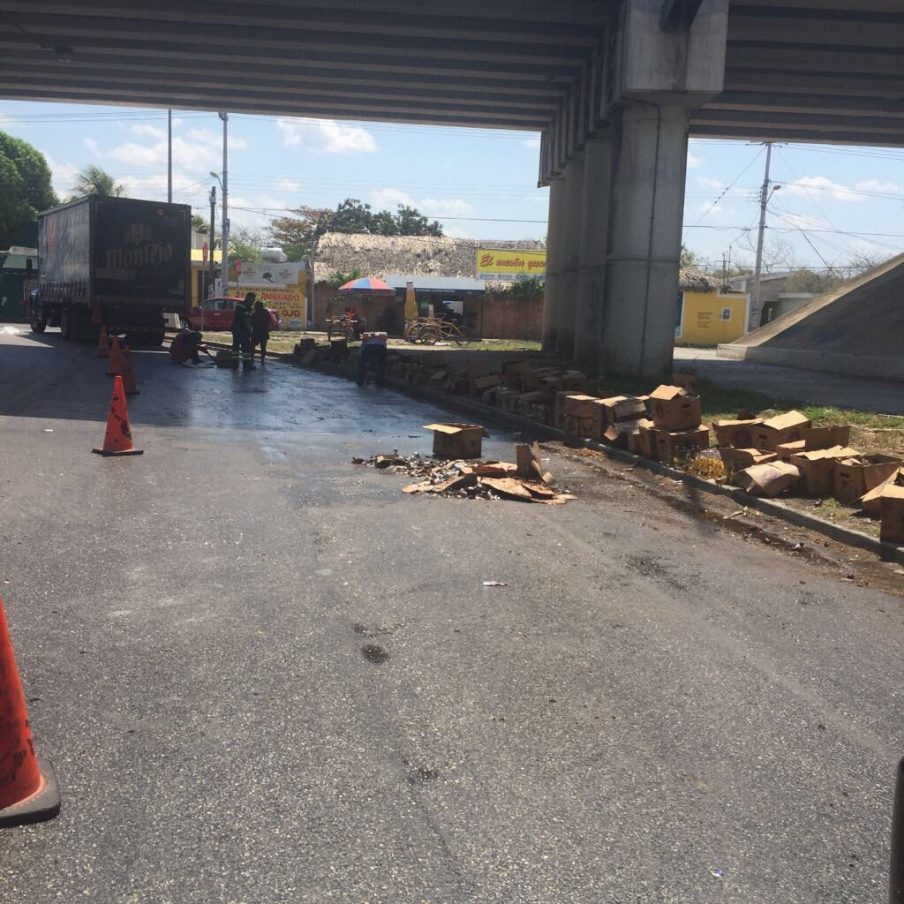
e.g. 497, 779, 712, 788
0, 327, 902, 903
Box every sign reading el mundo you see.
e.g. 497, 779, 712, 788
476, 248, 546, 281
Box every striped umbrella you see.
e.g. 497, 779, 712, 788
337, 276, 395, 296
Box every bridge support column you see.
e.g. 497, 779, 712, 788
541, 175, 566, 353
573, 133, 613, 372
556, 152, 585, 360
600, 103, 689, 376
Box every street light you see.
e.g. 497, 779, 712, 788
218, 113, 229, 294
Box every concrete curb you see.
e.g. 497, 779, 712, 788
247, 346, 904, 566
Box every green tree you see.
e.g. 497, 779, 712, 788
267, 197, 444, 260
0, 155, 35, 249
191, 214, 209, 234
71, 165, 127, 198
0, 131, 57, 247
0, 132, 57, 212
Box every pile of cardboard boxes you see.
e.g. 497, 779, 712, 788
558, 383, 708, 463
712, 409, 904, 544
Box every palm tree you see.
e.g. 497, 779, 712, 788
71, 165, 127, 198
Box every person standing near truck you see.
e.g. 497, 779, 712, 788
232, 293, 255, 371
250, 299, 271, 366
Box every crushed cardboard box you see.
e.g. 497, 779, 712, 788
834, 454, 901, 505
789, 445, 861, 497
719, 447, 777, 472
735, 461, 801, 497
860, 467, 904, 517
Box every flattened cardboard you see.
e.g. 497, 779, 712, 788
602, 418, 648, 449
423, 423, 485, 459
735, 461, 801, 497
719, 447, 777, 472
712, 418, 763, 449
879, 485, 904, 544
753, 410, 812, 451
834, 454, 901, 505
654, 427, 710, 463
649, 385, 702, 432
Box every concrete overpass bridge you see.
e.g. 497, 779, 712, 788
0, 0, 899, 375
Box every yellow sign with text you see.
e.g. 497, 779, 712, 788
249, 287, 307, 330
476, 248, 546, 281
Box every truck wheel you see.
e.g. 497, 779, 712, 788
60, 309, 72, 340
30, 312, 47, 334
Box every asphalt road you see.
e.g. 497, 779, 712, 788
0, 326, 902, 904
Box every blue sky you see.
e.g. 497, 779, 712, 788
2, 99, 902, 275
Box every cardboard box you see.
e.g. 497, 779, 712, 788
712, 418, 763, 449
804, 425, 851, 450
654, 427, 709, 463
563, 414, 595, 441
753, 410, 812, 451
719, 448, 777, 473
602, 418, 648, 449
649, 385, 702, 432
775, 440, 806, 460
834, 454, 901, 505
634, 424, 657, 459
470, 373, 501, 395
879, 485, 904, 544
735, 461, 801, 497
559, 370, 588, 392
790, 446, 861, 497
860, 468, 903, 517
563, 394, 600, 418
423, 423, 485, 459
595, 395, 648, 425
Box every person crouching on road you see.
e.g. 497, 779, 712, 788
170, 326, 205, 365
250, 299, 271, 366
357, 331, 387, 388
232, 292, 255, 371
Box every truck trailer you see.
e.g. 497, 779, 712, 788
28, 195, 191, 345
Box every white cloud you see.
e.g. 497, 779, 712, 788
275, 178, 301, 192
419, 197, 475, 218
83, 137, 100, 155
853, 179, 904, 196
687, 152, 703, 169
277, 117, 376, 154
522, 135, 541, 149
131, 123, 166, 141
45, 154, 80, 199
783, 176, 859, 202
370, 188, 414, 209
691, 201, 733, 221
443, 225, 473, 239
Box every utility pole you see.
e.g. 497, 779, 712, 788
167, 109, 172, 203
750, 141, 773, 331
208, 185, 217, 299
219, 112, 229, 294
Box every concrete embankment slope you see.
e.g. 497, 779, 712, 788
718, 253, 904, 382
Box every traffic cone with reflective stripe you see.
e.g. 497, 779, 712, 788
92, 375, 143, 456
119, 345, 139, 396
95, 325, 110, 358
0, 595, 60, 827
105, 337, 123, 377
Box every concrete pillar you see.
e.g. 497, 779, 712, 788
541, 176, 566, 352
573, 133, 613, 372
601, 104, 689, 377
556, 153, 585, 361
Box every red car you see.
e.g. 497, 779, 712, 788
187, 296, 280, 332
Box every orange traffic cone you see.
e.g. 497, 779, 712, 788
106, 336, 123, 376
92, 376, 143, 456
119, 345, 139, 396
95, 325, 110, 358
0, 595, 60, 827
